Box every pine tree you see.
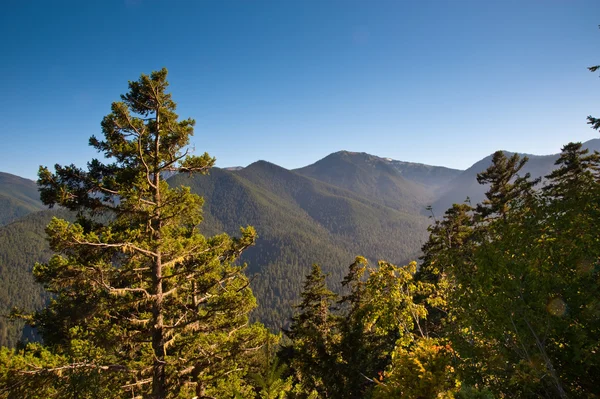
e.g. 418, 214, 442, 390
543, 142, 600, 199
334, 256, 374, 398
418, 203, 474, 340
420, 203, 474, 283
4, 69, 268, 398
476, 151, 538, 220
282, 264, 338, 398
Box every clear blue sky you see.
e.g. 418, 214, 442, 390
1, 0, 599, 180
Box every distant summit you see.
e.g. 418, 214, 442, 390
295, 151, 441, 214
322, 150, 463, 188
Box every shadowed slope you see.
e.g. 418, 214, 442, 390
432, 139, 600, 214
169, 162, 429, 328
0, 172, 45, 226
0, 209, 72, 347
294, 151, 450, 213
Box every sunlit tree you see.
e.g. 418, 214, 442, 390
1, 69, 268, 399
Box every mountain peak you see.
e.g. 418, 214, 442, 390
297, 151, 462, 190
245, 160, 283, 170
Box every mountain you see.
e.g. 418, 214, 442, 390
0, 172, 45, 226
294, 151, 460, 214
168, 161, 430, 328
0, 141, 595, 343
432, 139, 600, 214
0, 209, 72, 347
381, 159, 463, 189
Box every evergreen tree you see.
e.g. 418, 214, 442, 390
418, 203, 474, 339
421, 140, 600, 397
475, 151, 538, 220
333, 256, 378, 398
420, 203, 474, 283
248, 336, 293, 399
282, 264, 338, 398
1, 69, 267, 399
543, 142, 600, 199
338, 256, 368, 313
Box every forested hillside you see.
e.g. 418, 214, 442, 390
0, 142, 594, 340
168, 161, 430, 328
0, 209, 71, 347
0, 153, 461, 347
0, 173, 45, 226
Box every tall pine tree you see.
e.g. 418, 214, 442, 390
3, 69, 268, 399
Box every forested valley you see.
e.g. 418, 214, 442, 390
0, 67, 599, 399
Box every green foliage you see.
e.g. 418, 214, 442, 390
421, 143, 600, 398
475, 151, 538, 219
543, 142, 599, 199
282, 264, 338, 397
2, 69, 268, 399
371, 337, 458, 399
283, 257, 453, 399
454, 386, 494, 399
250, 355, 292, 399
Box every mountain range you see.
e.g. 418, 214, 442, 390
432, 139, 600, 213
0, 138, 597, 346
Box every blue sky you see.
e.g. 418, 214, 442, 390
1, 0, 599, 180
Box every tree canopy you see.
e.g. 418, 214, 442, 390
1, 68, 268, 399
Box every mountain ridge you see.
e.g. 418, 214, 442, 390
294, 151, 438, 214
168, 161, 430, 327
432, 138, 600, 212
0, 138, 598, 341
0, 172, 46, 226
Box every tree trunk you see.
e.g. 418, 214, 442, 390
151, 109, 166, 399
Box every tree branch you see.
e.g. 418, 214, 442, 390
19, 362, 127, 375
72, 238, 158, 258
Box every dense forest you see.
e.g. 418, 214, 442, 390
168, 159, 431, 328
0, 210, 71, 347
0, 67, 598, 398
0, 173, 45, 227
